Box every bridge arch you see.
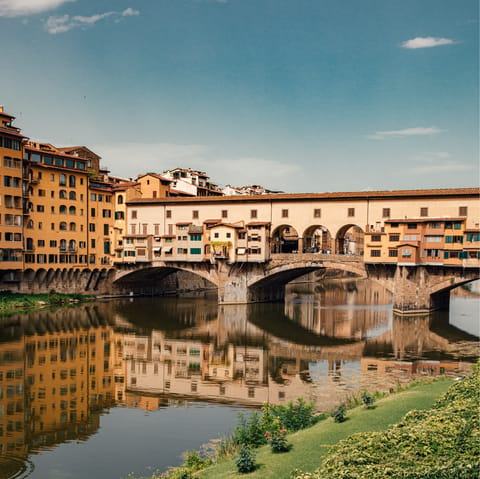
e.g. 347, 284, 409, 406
247, 260, 366, 302
113, 264, 218, 295
335, 224, 364, 256
271, 224, 300, 254
302, 224, 333, 253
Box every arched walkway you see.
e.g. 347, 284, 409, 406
271, 225, 300, 254
302, 225, 333, 253
335, 224, 364, 256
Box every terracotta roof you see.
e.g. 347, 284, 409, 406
204, 219, 221, 224
0, 127, 26, 138
137, 173, 172, 182
176, 222, 191, 226
208, 222, 245, 230
127, 188, 479, 205
246, 221, 271, 227
170, 189, 196, 196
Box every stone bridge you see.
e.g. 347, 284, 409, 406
113, 253, 479, 314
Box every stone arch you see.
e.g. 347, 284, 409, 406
113, 265, 218, 295
302, 224, 333, 253
335, 224, 364, 256
271, 224, 300, 254
247, 260, 366, 302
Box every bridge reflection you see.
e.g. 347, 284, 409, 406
0, 280, 477, 471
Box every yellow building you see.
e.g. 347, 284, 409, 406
0, 107, 25, 270
23, 142, 90, 269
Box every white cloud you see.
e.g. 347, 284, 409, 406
90, 142, 299, 190
45, 7, 139, 33
367, 127, 445, 140
408, 152, 474, 174
0, 0, 74, 17
401, 37, 456, 49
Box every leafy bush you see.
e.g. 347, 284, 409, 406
235, 444, 256, 473
265, 425, 291, 453
361, 392, 374, 409
331, 404, 347, 423
293, 363, 480, 479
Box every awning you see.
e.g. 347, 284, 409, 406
163, 246, 173, 253
153, 248, 161, 252
237, 248, 246, 254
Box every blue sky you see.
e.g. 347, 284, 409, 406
0, 0, 478, 192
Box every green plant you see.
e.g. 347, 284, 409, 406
265, 426, 291, 453
331, 404, 347, 423
235, 444, 256, 473
361, 392, 374, 409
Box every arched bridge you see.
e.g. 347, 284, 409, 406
113, 252, 479, 314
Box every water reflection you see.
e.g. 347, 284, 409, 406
0, 279, 478, 478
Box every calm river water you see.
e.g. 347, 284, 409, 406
0, 279, 478, 479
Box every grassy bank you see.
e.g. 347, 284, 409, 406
195, 378, 454, 479
0, 290, 93, 313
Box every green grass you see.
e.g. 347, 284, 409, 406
0, 291, 92, 313
196, 379, 453, 479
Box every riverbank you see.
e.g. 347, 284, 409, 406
194, 378, 455, 479
0, 290, 94, 314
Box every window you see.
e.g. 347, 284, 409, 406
36, 205, 44, 212
166, 210, 172, 218
104, 224, 109, 235
59, 222, 67, 231
59, 174, 66, 186
192, 210, 199, 219
89, 223, 95, 232
221, 210, 228, 218
117, 195, 124, 205
90, 193, 96, 201
314, 208, 321, 218
69, 222, 76, 231
59, 190, 67, 199
190, 234, 202, 241
459, 206, 468, 216
69, 206, 76, 215
90, 208, 96, 217
131, 210, 137, 219
371, 235, 381, 242
389, 234, 400, 242
282, 209, 288, 218
407, 223, 417, 229
102, 209, 111, 218
420, 207, 428, 217
388, 249, 398, 257
382, 208, 390, 218
250, 209, 257, 219
190, 248, 201, 254
401, 249, 412, 257
370, 250, 381, 257
59, 205, 67, 214
347, 208, 355, 217
38, 189, 46, 197
69, 191, 76, 200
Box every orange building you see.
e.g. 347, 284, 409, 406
0, 107, 26, 270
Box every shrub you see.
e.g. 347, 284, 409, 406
331, 404, 347, 423
361, 392, 374, 409
265, 426, 291, 453
235, 444, 256, 473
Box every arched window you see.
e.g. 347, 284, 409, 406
69, 191, 76, 200
69, 222, 76, 231
59, 222, 67, 231
117, 195, 124, 205
59, 174, 66, 186
59, 205, 67, 214
27, 220, 34, 229
59, 190, 67, 199
60, 239, 67, 251
68, 240, 76, 251
69, 175, 76, 187
69, 206, 76, 215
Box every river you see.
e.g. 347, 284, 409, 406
0, 278, 478, 479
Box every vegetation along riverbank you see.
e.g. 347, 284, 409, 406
0, 290, 94, 313
125, 364, 479, 479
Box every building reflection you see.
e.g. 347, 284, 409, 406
0, 281, 478, 471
